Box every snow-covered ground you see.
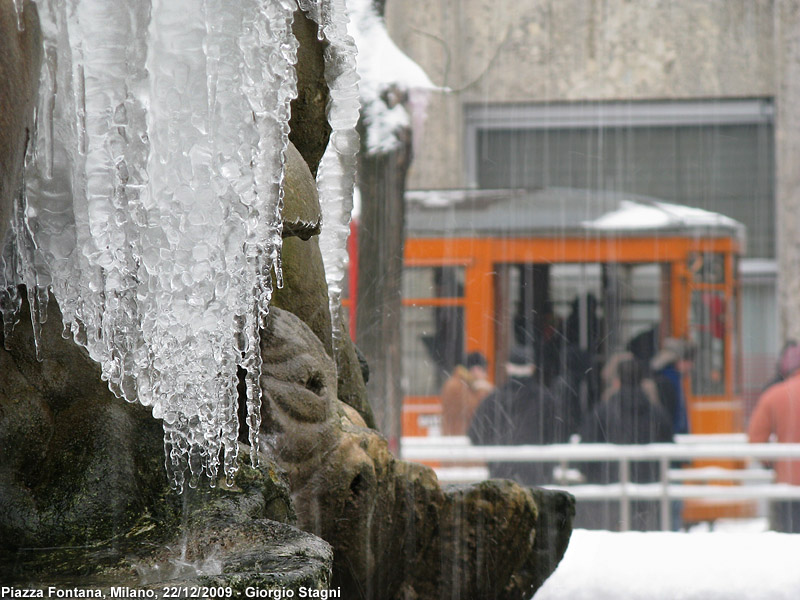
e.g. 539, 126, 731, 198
535, 521, 800, 599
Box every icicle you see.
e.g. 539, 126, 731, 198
1, 0, 302, 488
144, 0, 239, 487
10, 159, 48, 359
67, 0, 149, 409
230, 0, 298, 467
36, 44, 57, 180
301, 0, 361, 358
0, 228, 23, 348
12, 0, 24, 31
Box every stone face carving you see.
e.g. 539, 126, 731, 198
276, 142, 375, 429
260, 307, 575, 600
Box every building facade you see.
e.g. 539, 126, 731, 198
385, 0, 794, 409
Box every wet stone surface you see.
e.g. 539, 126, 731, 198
0, 293, 329, 590
260, 307, 574, 600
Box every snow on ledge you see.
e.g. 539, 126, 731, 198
536, 527, 800, 600
346, 0, 436, 155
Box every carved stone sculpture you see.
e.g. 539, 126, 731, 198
260, 307, 574, 600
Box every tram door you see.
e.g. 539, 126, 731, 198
493, 262, 666, 416
400, 265, 467, 436
684, 251, 743, 432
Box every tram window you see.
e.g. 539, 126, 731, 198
549, 264, 603, 330
548, 263, 663, 354
401, 305, 465, 396
495, 263, 662, 390
402, 266, 465, 299
688, 252, 725, 284
617, 264, 663, 345
690, 291, 727, 396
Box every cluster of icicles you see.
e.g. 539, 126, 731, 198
0, 0, 359, 489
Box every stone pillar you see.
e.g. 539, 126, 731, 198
0, 0, 41, 231
776, 0, 800, 343
355, 133, 412, 448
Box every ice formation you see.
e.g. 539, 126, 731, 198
312, 0, 435, 355
0, 0, 360, 489
301, 0, 361, 356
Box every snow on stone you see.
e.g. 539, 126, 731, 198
535, 527, 800, 600
346, 0, 435, 155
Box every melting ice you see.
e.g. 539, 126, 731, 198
0, 0, 360, 489
303, 0, 361, 355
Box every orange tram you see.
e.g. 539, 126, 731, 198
367, 187, 748, 521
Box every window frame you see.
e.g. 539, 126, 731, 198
464, 99, 775, 188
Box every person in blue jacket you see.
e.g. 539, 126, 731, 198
650, 337, 695, 436
650, 337, 696, 529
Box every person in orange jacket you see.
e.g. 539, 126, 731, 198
440, 352, 493, 436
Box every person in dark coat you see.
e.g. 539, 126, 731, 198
581, 358, 673, 480
468, 345, 570, 486
578, 357, 673, 530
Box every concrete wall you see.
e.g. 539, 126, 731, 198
385, 0, 776, 190
384, 0, 791, 402
775, 0, 800, 343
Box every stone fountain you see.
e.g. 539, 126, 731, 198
0, 1, 573, 598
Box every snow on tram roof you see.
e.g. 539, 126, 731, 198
588, 198, 743, 232
405, 187, 746, 243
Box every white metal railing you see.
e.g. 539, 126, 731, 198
400, 435, 800, 531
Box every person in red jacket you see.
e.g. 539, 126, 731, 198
748, 343, 800, 532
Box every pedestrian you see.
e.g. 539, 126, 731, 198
440, 351, 494, 436
578, 356, 673, 530
650, 337, 695, 437
468, 345, 568, 486
748, 343, 800, 533
761, 339, 799, 393
650, 337, 695, 529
